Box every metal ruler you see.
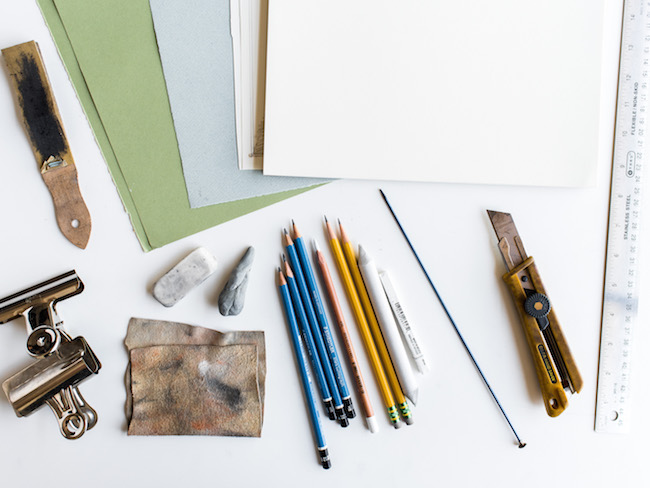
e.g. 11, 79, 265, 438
595, 0, 650, 433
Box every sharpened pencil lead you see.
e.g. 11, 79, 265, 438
324, 217, 337, 240
292, 220, 302, 238
282, 228, 294, 246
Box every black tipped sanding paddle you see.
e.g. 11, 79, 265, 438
2, 40, 91, 249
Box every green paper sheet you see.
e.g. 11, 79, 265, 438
37, 0, 320, 251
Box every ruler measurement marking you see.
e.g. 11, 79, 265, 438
595, 0, 649, 433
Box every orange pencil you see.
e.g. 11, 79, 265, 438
312, 237, 378, 433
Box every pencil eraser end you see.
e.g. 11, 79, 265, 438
366, 416, 379, 433
404, 416, 414, 426
392, 420, 403, 429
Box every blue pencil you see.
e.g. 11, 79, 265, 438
278, 268, 331, 469
283, 232, 348, 426
292, 221, 355, 419
283, 257, 336, 421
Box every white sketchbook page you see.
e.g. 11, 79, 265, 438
263, 0, 605, 187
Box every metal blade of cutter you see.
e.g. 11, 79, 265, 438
488, 211, 531, 279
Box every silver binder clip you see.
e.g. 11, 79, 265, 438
0, 270, 101, 439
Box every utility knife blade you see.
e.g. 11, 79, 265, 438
487, 210, 528, 270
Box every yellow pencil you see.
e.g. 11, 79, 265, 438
324, 216, 401, 427
338, 219, 414, 425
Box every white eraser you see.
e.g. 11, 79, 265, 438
153, 247, 218, 307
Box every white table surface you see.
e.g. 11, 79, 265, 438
1, 1, 648, 487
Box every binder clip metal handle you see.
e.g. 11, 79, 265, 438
0, 271, 101, 439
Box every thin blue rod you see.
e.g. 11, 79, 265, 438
379, 189, 525, 448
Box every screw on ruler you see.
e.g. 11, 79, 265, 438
595, 0, 649, 433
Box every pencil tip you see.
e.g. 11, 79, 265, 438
277, 267, 288, 285
291, 220, 302, 238
338, 220, 350, 242
282, 228, 294, 246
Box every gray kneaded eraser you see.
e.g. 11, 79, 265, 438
153, 247, 218, 307
218, 246, 255, 316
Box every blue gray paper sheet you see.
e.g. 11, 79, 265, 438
149, 0, 326, 208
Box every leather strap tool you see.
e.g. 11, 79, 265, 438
488, 210, 582, 417
2, 40, 91, 249
0, 270, 101, 439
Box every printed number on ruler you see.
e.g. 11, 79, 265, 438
595, 0, 649, 434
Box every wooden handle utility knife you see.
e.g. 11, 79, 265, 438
2, 41, 91, 249
488, 210, 582, 417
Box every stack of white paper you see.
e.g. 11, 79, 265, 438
232, 0, 267, 170
262, 0, 605, 187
